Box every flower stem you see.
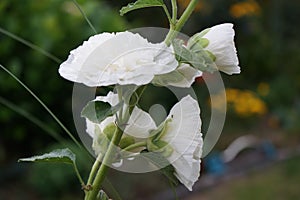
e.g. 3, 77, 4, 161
85, 127, 123, 200
73, 163, 85, 191
175, 0, 199, 33
86, 154, 103, 187
171, 0, 178, 23
164, 0, 200, 46
162, 5, 172, 24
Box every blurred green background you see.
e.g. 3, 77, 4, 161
0, 0, 300, 199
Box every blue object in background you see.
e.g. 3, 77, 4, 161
204, 152, 226, 175
261, 140, 277, 160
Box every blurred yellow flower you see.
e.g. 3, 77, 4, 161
230, 0, 261, 18
210, 88, 267, 117
227, 88, 267, 116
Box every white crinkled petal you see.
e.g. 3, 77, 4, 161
124, 106, 157, 139
202, 23, 240, 75
59, 31, 178, 86
85, 116, 115, 139
161, 95, 203, 191
94, 91, 119, 106
59, 33, 114, 86
85, 118, 96, 138
170, 64, 202, 88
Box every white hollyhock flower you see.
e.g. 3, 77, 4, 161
190, 23, 240, 75
160, 95, 202, 191
202, 23, 240, 75
59, 31, 178, 86
85, 91, 156, 155
146, 95, 203, 191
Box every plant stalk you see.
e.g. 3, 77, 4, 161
165, 0, 200, 45
85, 127, 123, 200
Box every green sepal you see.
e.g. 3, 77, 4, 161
93, 123, 118, 156
205, 50, 216, 62
147, 139, 173, 158
172, 39, 218, 73
93, 133, 110, 156
152, 118, 172, 141
120, 0, 165, 16
18, 148, 76, 165
81, 100, 123, 124
187, 28, 210, 49
119, 136, 136, 149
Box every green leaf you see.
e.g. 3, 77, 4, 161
152, 70, 185, 87
120, 0, 165, 16
81, 100, 123, 124
18, 148, 75, 165
142, 151, 179, 185
172, 39, 218, 73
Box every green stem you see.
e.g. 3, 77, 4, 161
73, 164, 85, 191
71, 0, 97, 34
121, 141, 147, 153
164, 0, 200, 46
162, 5, 172, 24
175, 0, 199, 33
85, 127, 123, 200
171, 0, 178, 23
86, 154, 103, 186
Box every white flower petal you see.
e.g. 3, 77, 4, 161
94, 91, 119, 106
85, 92, 156, 140
171, 64, 202, 87
85, 116, 115, 139
59, 31, 178, 86
125, 106, 157, 139
85, 118, 96, 138
202, 23, 240, 75
160, 95, 203, 191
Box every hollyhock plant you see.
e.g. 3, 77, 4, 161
17, 1, 242, 200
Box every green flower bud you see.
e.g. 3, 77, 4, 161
103, 122, 117, 141
188, 28, 211, 49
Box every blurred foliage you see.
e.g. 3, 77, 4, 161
1, 0, 300, 199
0, 0, 129, 162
